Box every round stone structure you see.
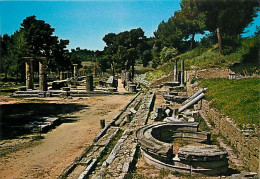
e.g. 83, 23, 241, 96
135, 122, 228, 176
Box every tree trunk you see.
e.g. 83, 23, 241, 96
4, 72, 7, 80
216, 27, 222, 54
111, 62, 115, 76
131, 58, 135, 79
16, 65, 19, 85
190, 33, 195, 50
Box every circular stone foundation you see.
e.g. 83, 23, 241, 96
135, 122, 228, 176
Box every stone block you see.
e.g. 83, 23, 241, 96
249, 155, 259, 172
38, 92, 45, 98
52, 80, 68, 90
18, 86, 27, 91
46, 92, 52, 97
62, 87, 70, 91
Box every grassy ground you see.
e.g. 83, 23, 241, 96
199, 78, 260, 129
0, 82, 24, 96
145, 36, 259, 83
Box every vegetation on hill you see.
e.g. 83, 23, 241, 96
200, 78, 260, 129
145, 34, 259, 83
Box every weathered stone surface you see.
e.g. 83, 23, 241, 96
199, 98, 259, 172
39, 58, 48, 91
91, 92, 155, 178
18, 86, 27, 91
52, 80, 68, 90
136, 121, 228, 176
86, 75, 93, 92
25, 59, 34, 90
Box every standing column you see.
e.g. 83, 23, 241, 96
125, 71, 131, 82
180, 59, 185, 86
64, 72, 68, 79
25, 59, 34, 90
39, 57, 47, 91
62, 72, 66, 80
86, 75, 93, 92
60, 71, 63, 80
173, 58, 178, 82
73, 64, 78, 77
121, 70, 125, 84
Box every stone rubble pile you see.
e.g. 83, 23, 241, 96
134, 73, 151, 87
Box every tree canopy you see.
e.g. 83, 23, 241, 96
101, 28, 148, 77
195, 0, 258, 53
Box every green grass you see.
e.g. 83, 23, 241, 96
145, 36, 259, 83
146, 69, 166, 82
195, 115, 210, 132
97, 129, 124, 165
199, 78, 260, 129
0, 83, 24, 96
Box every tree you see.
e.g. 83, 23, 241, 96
154, 18, 183, 50
142, 50, 152, 67
160, 47, 178, 64
20, 16, 56, 58
102, 28, 147, 77
0, 31, 27, 81
0, 34, 12, 79
20, 15, 71, 71
50, 39, 71, 72
174, 0, 206, 49
95, 50, 109, 73
196, 0, 258, 54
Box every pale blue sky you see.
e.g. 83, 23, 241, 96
0, 1, 259, 51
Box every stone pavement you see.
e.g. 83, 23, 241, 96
59, 92, 155, 179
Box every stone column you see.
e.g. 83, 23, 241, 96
39, 57, 47, 91
86, 75, 93, 92
60, 71, 63, 80
180, 59, 185, 86
25, 58, 34, 90
62, 72, 65, 79
64, 72, 68, 79
173, 58, 178, 82
121, 70, 125, 84
125, 71, 131, 82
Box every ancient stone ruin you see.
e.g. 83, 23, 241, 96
135, 122, 228, 176
13, 58, 137, 98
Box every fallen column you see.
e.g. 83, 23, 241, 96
178, 93, 205, 113
182, 88, 207, 105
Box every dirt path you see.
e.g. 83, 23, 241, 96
0, 94, 133, 179
117, 78, 127, 92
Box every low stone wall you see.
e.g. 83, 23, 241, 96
185, 69, 259, 173
198, 99, 259, 173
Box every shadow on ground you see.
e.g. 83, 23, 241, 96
0, 103, 88, 140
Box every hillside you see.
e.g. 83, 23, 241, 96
145, 36, 259, 83
144, 36, 259, 129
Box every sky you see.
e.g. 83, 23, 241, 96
0, 0, 259, 51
